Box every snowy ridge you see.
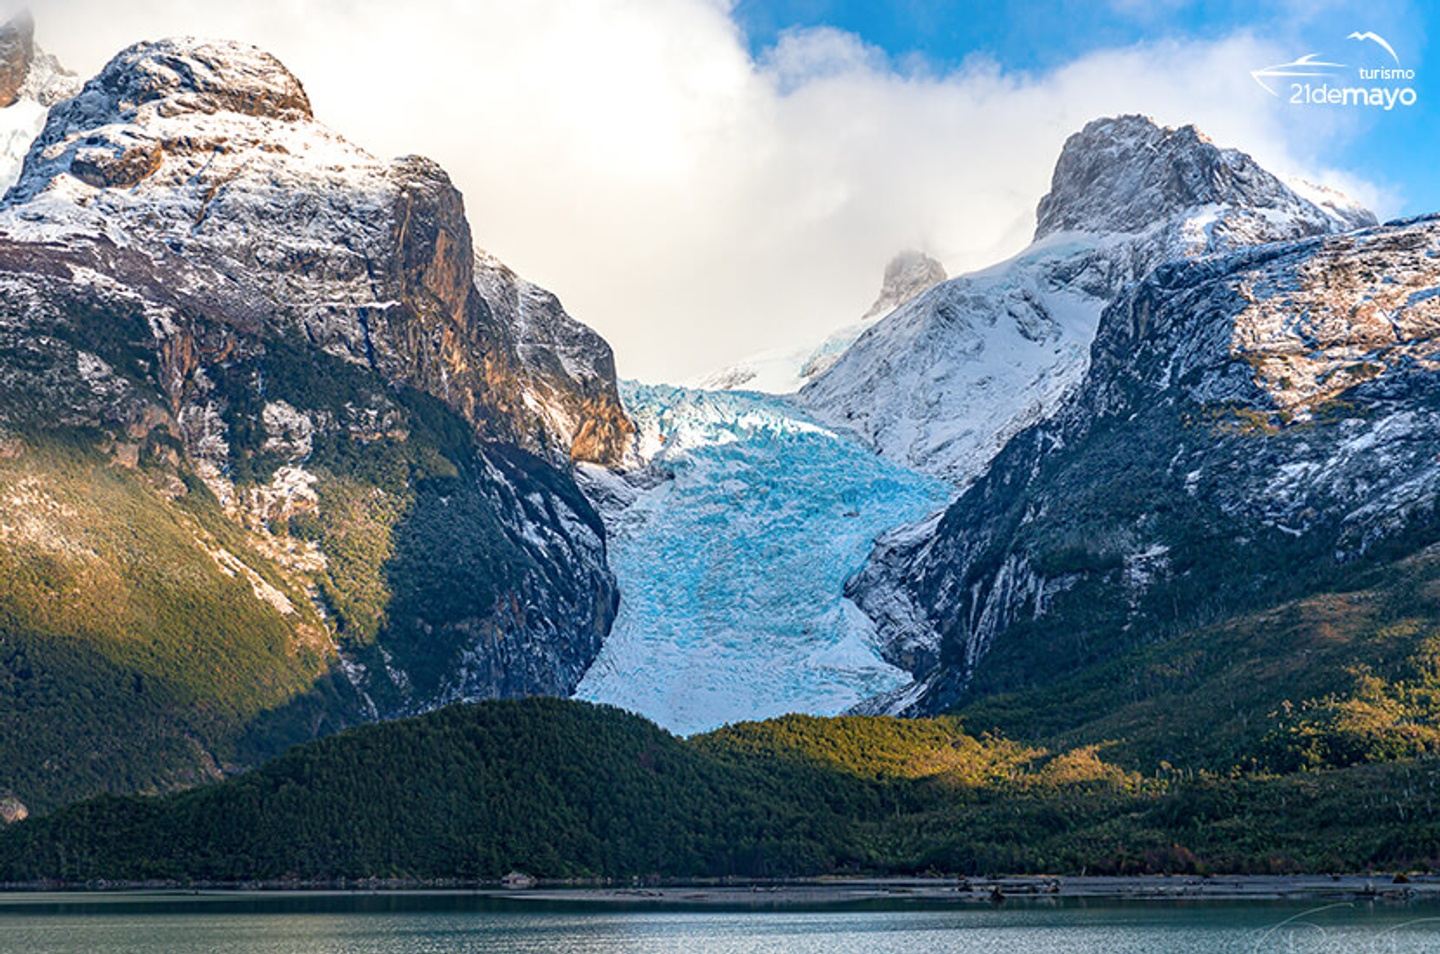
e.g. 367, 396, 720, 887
800, 231, 1107, 486
847, 214, 1440, 717
1034, 115, 1374, 240
697, 250, 946, 395
798, 115, 1375, 486
575, 383, 950, 734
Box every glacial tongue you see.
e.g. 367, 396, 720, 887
575, 383, 950, 734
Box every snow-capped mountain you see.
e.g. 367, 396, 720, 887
3, 36, 631, 472
798, 115, 1377, 486
0, 35, 630, 699
698, 249, 946, 394
567, 114, 1381, 733
575, 383, 949, 734
848, 212, 1440, 716
0, 37, 631, 808
0, 12, 78, 190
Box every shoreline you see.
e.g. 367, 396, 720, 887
1, 875, 1436, 907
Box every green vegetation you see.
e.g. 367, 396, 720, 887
5, 425, 1439, 878
0, 437, 344, 814
0, 330, 605, 814
957, 547, 1440, 778
0, 700, 857, 881
295, 476, 405, 645
6, 328, 1440, 881
7, 416, 1440, 879
3, 697, 1438, 882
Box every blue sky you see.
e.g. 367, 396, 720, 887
735, 0, 1438, 217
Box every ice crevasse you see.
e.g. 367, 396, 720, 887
575, 383, 951, 734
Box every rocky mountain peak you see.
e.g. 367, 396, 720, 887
1033, 114, 1375, 242
848, 213, 1440, 718
84, 37, 312, 123
1, 36, 632, 469
861, 249, 946, 321
0, 11, 73, 112
800, 114, 1378, 488
0, 12, 35, 108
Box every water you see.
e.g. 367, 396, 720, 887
2, 894, 1439, 953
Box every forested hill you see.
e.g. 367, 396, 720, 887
3, 698, 1439, 882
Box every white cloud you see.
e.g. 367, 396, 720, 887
21, 0, 1389, 381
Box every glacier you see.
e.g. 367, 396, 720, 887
575, 383, 951, 734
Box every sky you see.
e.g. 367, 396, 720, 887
16, 0, 1437, 382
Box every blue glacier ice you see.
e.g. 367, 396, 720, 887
575, 382, 951, 735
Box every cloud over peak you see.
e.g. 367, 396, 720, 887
25, 0, 1386, 381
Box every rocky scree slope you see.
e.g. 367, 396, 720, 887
799, 115, 1376, 486
849, 212, 1440, 724
0, 38, 625, 814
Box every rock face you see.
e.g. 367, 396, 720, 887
0, 13, 36, 108
699, 249, 947, 395
1035, 115, 1373, 239
860, 250, 948, 322
797, 117, 1376, 486
849, 214, 1440, 714
6, 37, 630, 469
473, 251, 635, 466
0, 38, 624, 812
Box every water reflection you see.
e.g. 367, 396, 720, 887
0, 895, 1437, 953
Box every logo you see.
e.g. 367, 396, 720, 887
1252, 31, 1417, 110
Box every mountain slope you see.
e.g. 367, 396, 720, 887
473, 250, 635, 465
5, 36, 631, 469
0, 38, 627, 815
571, 116, 1378, 733
799, 115, 1377, 485
848, 213, 1440, 730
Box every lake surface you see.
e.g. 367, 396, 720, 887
2, 893, 1439, 953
